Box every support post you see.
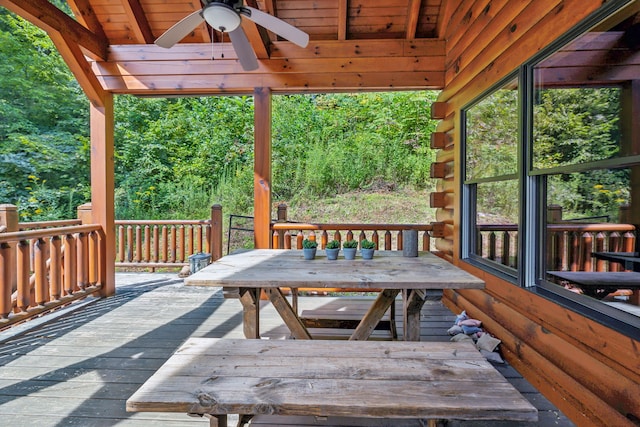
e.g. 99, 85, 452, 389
90, 95, 116, 296
253, 87, 272, 249
211, 204, 223, 261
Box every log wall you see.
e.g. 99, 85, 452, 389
432, 1, 640, 425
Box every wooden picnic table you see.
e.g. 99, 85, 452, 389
185, 249, 485, 341
126, 338, 538, 427
548, 270, 640, 303
592, 251, 640, 271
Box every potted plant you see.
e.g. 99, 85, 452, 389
302, 238, 318, 260
360, 239, 376, 259
325, 239, 341, 260
342, 239, 358, 260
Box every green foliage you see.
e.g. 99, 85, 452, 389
343, 239, 358, 249
1, 9, 438, 223
326, 240, 340, 249
360, 239, 376, 250
0, 9, 90, 220
302, 238, 318, 249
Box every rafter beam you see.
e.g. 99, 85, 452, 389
406, 0, 421, 40
244, 0, 271, 58
338, 0, 348, 41
122, 0, 155, 44
0, 0, 108, 60
436, 0, 458, 39
67, 0, 107, 41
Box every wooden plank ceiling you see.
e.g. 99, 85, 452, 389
0, 0, 454, 99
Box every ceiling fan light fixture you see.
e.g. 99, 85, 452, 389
203, 4, 241, 32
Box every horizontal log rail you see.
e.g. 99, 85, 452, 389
19, 219, 81, 230
476, 223, 637, 272
271, 222, 434, 251
0, 224, 105, 330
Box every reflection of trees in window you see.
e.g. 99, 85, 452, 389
548, 170, 630, 221
533, 87, 621, 170
466, 84, 518, 181
477, 180, 519, 224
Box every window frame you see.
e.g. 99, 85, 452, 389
461, 72, 521, 282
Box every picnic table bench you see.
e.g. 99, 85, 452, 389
126, 338, 538, 427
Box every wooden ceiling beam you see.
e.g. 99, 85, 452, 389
95, 40, 446, 94
67, 0, 107, 41
0, 0, 108, 60
338, 0, 348, 40
107, 40, 446, 61
244, 0, 272, 58
96, 70, 444, 94
122, 0, 155, 44
406, 0, 422, 40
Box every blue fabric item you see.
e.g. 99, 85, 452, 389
461, 325, 483, 335
455, 310, 467, 324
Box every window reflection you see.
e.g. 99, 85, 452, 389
465, 78, 518, 181
475, 180, 519, 269
535, 4, 640, 317
532, 7, 640, 170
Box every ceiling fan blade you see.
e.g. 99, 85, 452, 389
155, 10, 205, 48
242, 6, 309, 48
228, 27, 259, 71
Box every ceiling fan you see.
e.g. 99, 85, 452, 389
155, 0, 310, 71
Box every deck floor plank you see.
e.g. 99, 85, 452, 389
0, 273, 575, 427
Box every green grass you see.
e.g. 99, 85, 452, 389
281, 186, 436, 225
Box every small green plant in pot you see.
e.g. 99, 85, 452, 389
360, 239, 376, 260
342, 239, 358, 260
325, 239, 341, 260
302, 238, 318, 260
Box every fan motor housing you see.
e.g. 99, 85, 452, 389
203, 2, 242, 32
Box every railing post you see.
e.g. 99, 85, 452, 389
619, 204, 630, 223
276, 204, 287, 249
0, 204, 18, 297
547, 205, 563, 223
211, 204, 223, 261
0, 243, 11, 318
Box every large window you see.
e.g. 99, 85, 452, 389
462, 0, 640, 331
463, 76, 519, 272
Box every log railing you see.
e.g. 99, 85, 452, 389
476, 223, 637, 272
270, 204, 438, 251
116, 220, 209, 268
114, 205, 224, 269
271, 223, 435, 251
0, 224, 105, 329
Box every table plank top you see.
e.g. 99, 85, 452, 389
185, 249, 485, 290
126, 338, 537, 422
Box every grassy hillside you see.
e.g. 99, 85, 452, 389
283, 186, 436, 224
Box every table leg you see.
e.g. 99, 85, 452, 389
403, 289, 427, 341
350, 289, 400, 341
239, 288, 260, 339
264, 288, 312, 339
204, 414, 227, 427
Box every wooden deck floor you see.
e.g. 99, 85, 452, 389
0, 273, 575, 427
